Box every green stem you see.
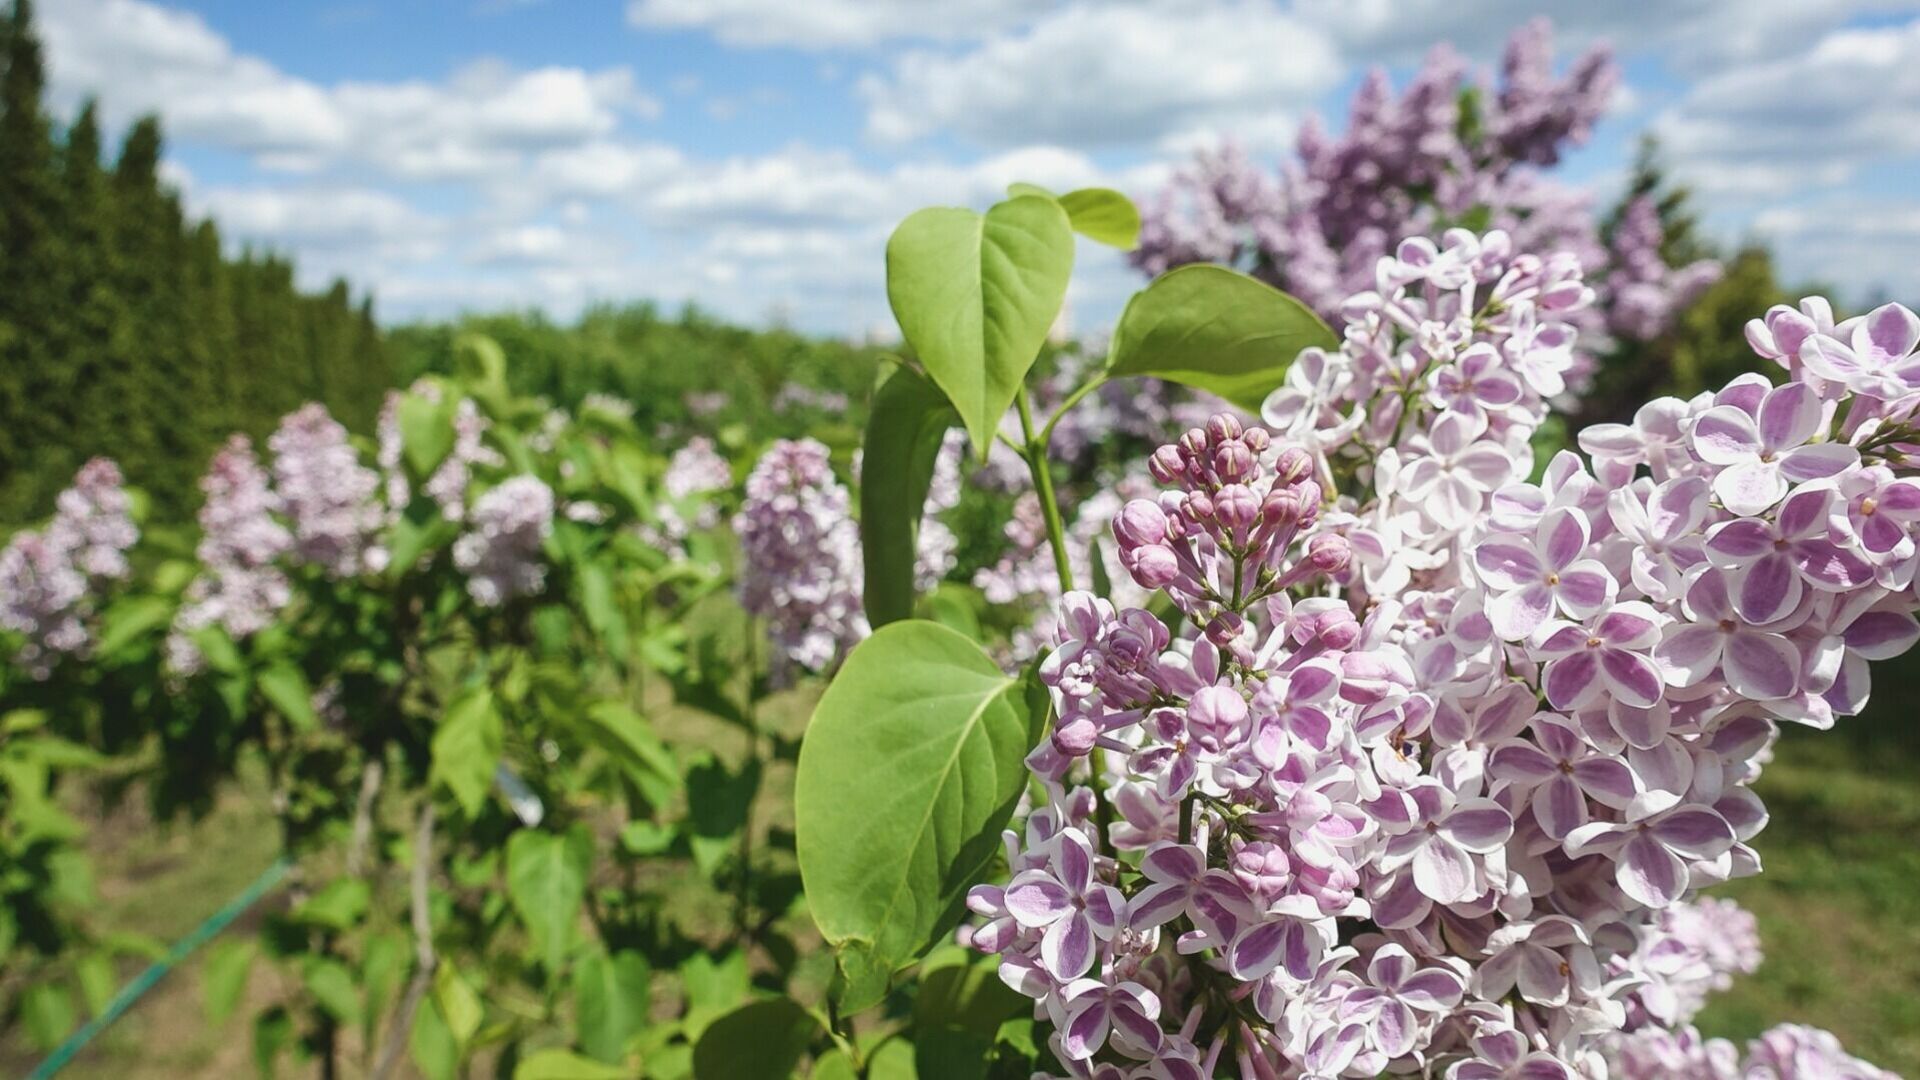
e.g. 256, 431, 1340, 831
1038, 373, 1108, 449
1015, 389, 1075, 595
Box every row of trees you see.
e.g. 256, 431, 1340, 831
0, 0, 391, 521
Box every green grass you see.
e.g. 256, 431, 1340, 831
1696, 721, 1920, 1074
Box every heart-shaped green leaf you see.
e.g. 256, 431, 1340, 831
886, 196, 1073, 460
859, 364, 957, 628
1004, 183, 1141, 249
505, 825, 593, 973
429, 690, 501, 819
691, 997, 821, 1080
795, 621, 1043, 1000
1106, 264, 1336, 410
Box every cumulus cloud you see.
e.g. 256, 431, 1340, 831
1657, 18, 1920, 195
860, 2, 1342, 150
624, 0, 1047, 49
41, 0, 660, 180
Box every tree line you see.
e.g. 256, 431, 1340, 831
0, 0, 392, 522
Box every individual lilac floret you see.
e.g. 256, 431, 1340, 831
270, 403, 387, 577
452, 476, 555, 607
733, 438, 866, 682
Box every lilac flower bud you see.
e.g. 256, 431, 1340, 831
1230, 840, 1292, 903
1241, 427, 1271, 455
1214, 484, 1259, 530
1183, 491, 1215, 522
1213, 440, 1255, 483
1123, 544, 1181, 590
1306, 533, 1351, 576
1180, 428, 1209, 459
1206, 413, 1243, 444
1113, 498, 1169, 550
1273, 447, 1314, 486
1205, 612, 1244, 649
1148, 445, 1186, 485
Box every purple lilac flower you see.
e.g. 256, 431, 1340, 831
270, 403, 386, 577
961, 224, 1914, 1077
733, 438, 866, 681
452, 476, 554, 607
169, 437, 293, 674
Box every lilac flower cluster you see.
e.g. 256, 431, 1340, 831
1133, 20, 1716, 376
646, 436, 733, 551
914, 431, 965, 591
966, 228, 1905, 1076
1606, 1023, 1895, 1080
376, 382, 504, 521
452, 476, 555, 607
169, 437, 294, 674
270, 404, 387, 577
733, 438, 867, 681
0, 459, 138, 677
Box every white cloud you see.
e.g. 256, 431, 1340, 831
41, 0, 660, 180
1751, 200, 1920, 303
529, 140, 687, 200
1657, 19, 1920, 195
860, 2, 1342, 150
193, 187, 438, 254
624, 0, 1048, 49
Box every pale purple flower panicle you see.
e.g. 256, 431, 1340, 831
965, 225, 1907, 1077
733, 438, 867, 681
0, 458, 139, 677
169, 436, 294, 674
648, 435, 734, 550
452, 476, 554, 607
270, 404, 386, 577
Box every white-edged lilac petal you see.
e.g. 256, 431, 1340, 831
1140, 841, 1205, 883
1756, 381, 1820, 450
1225, 919, 1294, 982
1552, 561, 1616, 618
1562, 821, 1628, 860
1373, 999, 1417, 1058
1055, 829, 1094, 893
1059, 991, 1110, 1060
1084, 884, 1124, 936
1488, 584, 1553, 641
1859, 301, 1920, 359
1596, 603, 1665, 649
1609, 698, 1671, 750
1735, 553, 1802, 625
1723, 631, 1799, 700
1655, 624, 1723, 687
1707, 519, 1775, 562
1444, 800, 1515, 853
1617, 832, 1689, 908
1537, 508, 1589, 570
1397, 968, 1465, 1011
1844, 610, 1920, 659
1543, 652, 1600, 710
1042, 911, 1096, 981
1488, 741, 1557, 783
1791, 539, 1873, 591
1127, 882, 1189, 930
1476, 538, 1544, 590
1412, 837, 1476, 903
1516, 946, 1571, 1006
1571, 757, 1638, 808
1598, 649, 1664, 708
1004, 870, 1070, 927
1714, 459, 1786, 517
1690, 406, 1761, 464
1534, 775, 1587, 841
1779, 441, 1859, 483
1652, 807, 1735, 858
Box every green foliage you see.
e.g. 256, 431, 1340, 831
885, 196, 1076, 458
0, 2, 390, 520
1107, 264, 1337, 409
859, 364, 958, 627
691, 997, 821, 1079
794, 620, 1045, 1004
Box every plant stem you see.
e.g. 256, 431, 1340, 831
1015, 389, 1075, 595
371, 802, 438, 1080
1039, 373, 1108, 450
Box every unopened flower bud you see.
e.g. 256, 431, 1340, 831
1274, 447, 1313, 485
1180, 428, 1209, 458
1307, 533, 1351, 576
1241, 427, 1270, 455
1051, 714, 1098, 756
1214, 441, 1255, 483
1148, 445, 1186, 485
1206, 612, 1244, 649
1206, 413, 1243, 444
1215, 484, 1259, 530
1113, 498, 1169, 549
1184, 491, 1215, 522
1124, 544, 1181, 590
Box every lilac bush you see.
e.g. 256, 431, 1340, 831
964, 228, 1905, 1075
0, 458, 137, 677
1134, 19, 1718, 394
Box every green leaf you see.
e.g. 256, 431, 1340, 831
431, 690, 501, 818
575, 949, 651, 1063
916, 1026, 993, 1080
21, 982, 75, 1050
505, 825, 593, 972
860, 364, 958, 628
886, 196, 1074, 459
679, 950, 749, 1043
581, 702, 678, 796
76, 952, 116, 1018
691, 997, 820, 1080
291, 878, 370, 931
619, 819, 675, 855
914, 953, 1025, 1038
204, 938, 255, 1024
411, 997, 459, 1080
515, 1049, 629, 1080
1004, 182, 1141, 249
302, 956, 361, 1024
399, 391, 457, 479
1058, 188, 1140, 249
795, 621, 1043, 998
93, 594, 173, 657
686, 753, 759, 877
1088, 535, 1113, 601
361, 931, 407, 1042
433, 964, 484, 1045
1106, 264, 1337, 410
255, 1005, 295, 1079
256, 662, 318, 732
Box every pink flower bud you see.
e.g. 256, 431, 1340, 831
1113, 498, 1169, 549
1125, 544, 1181, 589
1214, 441, 1255, 483
1051, 714, 1098, 756
1274, 447, 1313, 485
1184, 491, 1216, 522
1241, 427, 1270, 455
1206, 413, 1243, 444
1206, 612, 1244, 649
1180, 428, 1209, 458
1215, 484, 1259, 529
1307, 533, 1351, 576
1149, 445, 1186, 485
1231, 840, 1292, 902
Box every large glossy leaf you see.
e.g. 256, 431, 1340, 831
860, 364, 958, 628
691, 997, 820, 1080
886, 196, 1073, 459
575, 949, 650, 1064
795, 621, 1044, 1003
505, 825, 593, 972
1106, 264, 1336, 410
430, 690, 501, 819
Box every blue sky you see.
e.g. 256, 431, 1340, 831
37, 0, 1920, 335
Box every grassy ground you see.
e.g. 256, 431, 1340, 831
6, 691, 1917, 1077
